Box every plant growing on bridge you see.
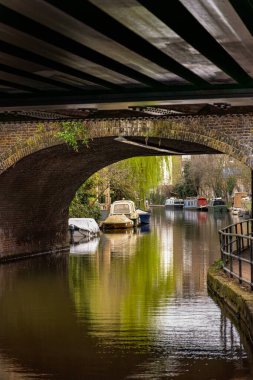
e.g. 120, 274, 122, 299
57, 121, 89, 151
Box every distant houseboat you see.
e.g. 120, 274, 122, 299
197, 197, 208, 211
184, 197, 208, 211
184, 197, 198, 210
165, 197, 184, 209
208, 198, 228, 212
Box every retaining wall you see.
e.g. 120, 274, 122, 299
208, 265, 253, 344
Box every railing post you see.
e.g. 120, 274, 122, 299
229, 226, 232, 256
241, 222, 245, 251
250, 238, 253, 291
219, 231, 223, 260
237, 236, 242, 284
251, 170, 253, 219
229, 226, 233, 276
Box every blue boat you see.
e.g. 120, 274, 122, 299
136, 209, 151, 224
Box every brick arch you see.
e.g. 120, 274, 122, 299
0, 117, 252, 174
0, 136, 164, 260
0, 117, 251, 260
145, 119, 250, 165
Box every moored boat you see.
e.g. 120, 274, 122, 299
183, 196, 208, 211
105, 199, 140, 227
183, 197, 197, 210
136, 208, 151, 224
197, 196, 208, 211
102, 214, 134, 230
165, 197, 184, 209
208, 198, 228, 212
68, 218, 100, 244
68, 218, 100, 238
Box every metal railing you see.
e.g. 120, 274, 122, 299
219, 219, 253, 290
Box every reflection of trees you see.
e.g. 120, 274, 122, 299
68, 232, 175, 341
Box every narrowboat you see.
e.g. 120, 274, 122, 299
208, 198, 228, 212
183, 196, 208, 211
183, 197, 198, 210
197, 196, 208, 211
165, 197, 184, 209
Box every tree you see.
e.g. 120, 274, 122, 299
69, 155, 169, 217
69, 177, 101, 220
177, 155, 251, 201
174, 160, 197, 198
97, 156, 169, 208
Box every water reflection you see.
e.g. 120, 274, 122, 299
70, 237, 100, 255
69, 228, 175, 344
0, 208, 252, 379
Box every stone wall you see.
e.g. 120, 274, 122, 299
208, 265, 253, 344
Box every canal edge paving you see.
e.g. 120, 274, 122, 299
208, 264, 253, 345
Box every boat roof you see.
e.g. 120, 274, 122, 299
110, 200, 136, 213
112, 199, 135, 205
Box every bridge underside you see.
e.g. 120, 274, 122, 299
1, 1, 253, 120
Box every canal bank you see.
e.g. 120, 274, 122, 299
208, 263, 253, 345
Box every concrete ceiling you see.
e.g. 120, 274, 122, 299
1, 0, 253, 120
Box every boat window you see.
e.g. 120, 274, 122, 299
113, 204, 130, 213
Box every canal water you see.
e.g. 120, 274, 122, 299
0, 208, 252, 379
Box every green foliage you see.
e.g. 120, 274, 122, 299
96, 156, 169, 208
57, 121, 89, 151
119, 156, 169, 207
70, 155, 169, 217
69, 177, 101, 220
69, 200, 101, 220
174, 160, 197, 198
226, 176, 237, 196
213, 258, 224, 270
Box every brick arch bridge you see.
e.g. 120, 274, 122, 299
0, 114, 252, 260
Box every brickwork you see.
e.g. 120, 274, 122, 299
0, 114, 252, 260
0, 114, 252, 171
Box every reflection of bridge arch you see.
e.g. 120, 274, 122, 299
0, 117, 251, 260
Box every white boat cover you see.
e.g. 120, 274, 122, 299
68, 218, 100, 234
